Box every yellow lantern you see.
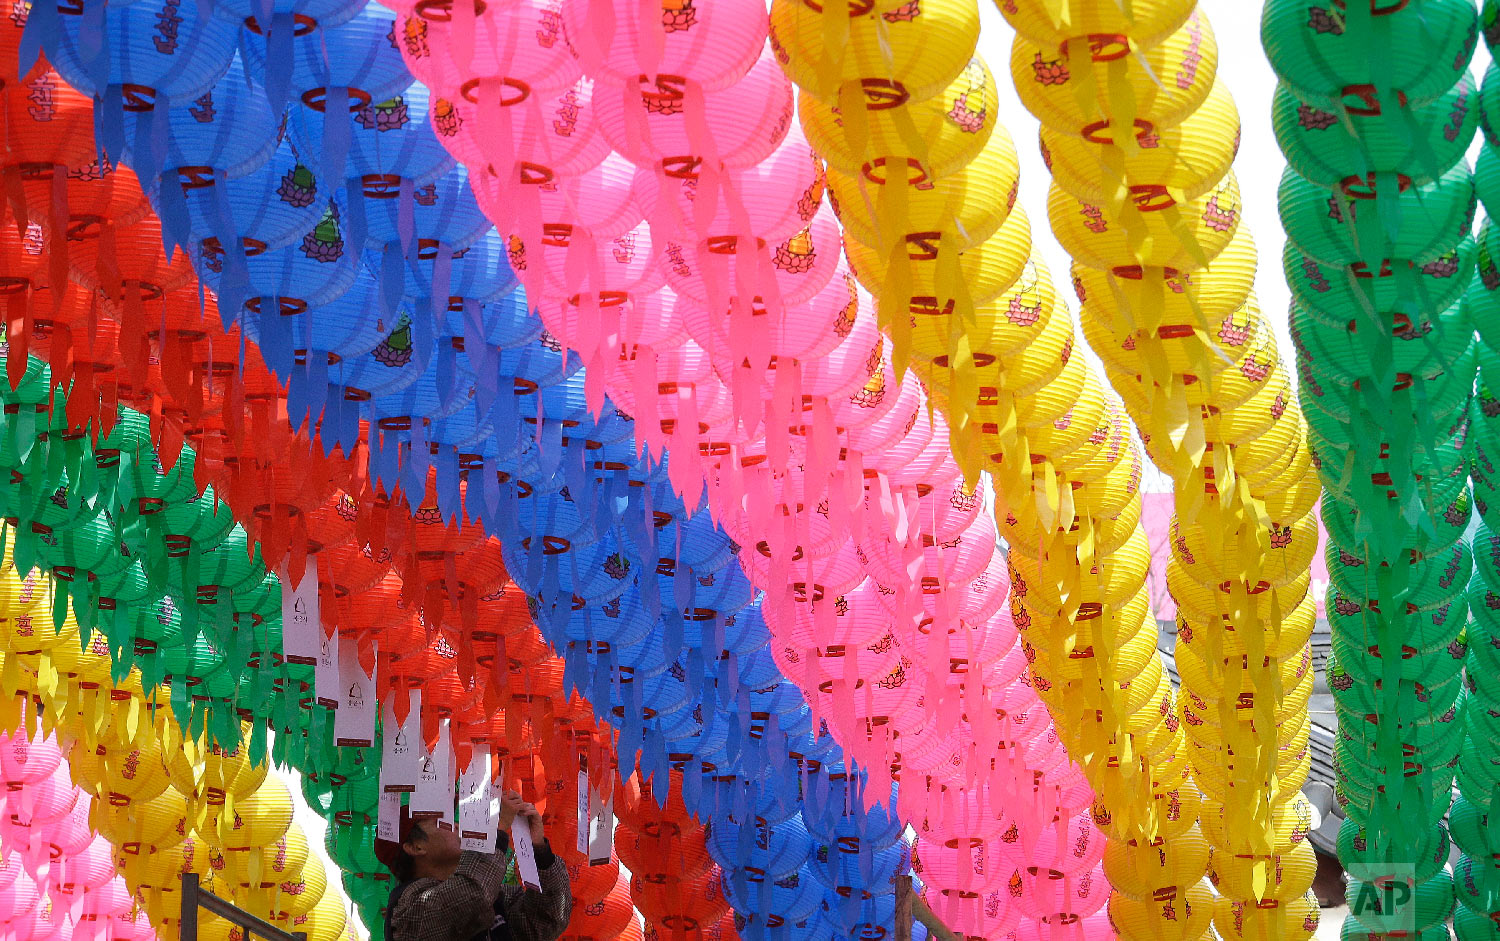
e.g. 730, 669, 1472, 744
1080, 294, 1266, 381
287, 889, 349, 941
1072, 225, 1257, 328
829, 126, 1021, 252
1212, 891, 1320, 941
1103, 827, 1211, 902
1107, 877, 1215, 941
844, 203, 1032, 309
1207, 841, 1318, 902
1049, 173, 1241, 275
799, 57, 998, 183
770, 0, 979, 105
93, 784, 191, 853
116, 833, 212, 892
910, 258, 1058, 375
1011, 11, 1217, 139
198, 774, 294, 850
165, 724, 269, 800
1171, 507, 1321, 592
70, 731, 172, 803
999, 0, 1195, 49
1172, 584, 1316, 661
1197, 795, 1312, 859
1044, 80, 1240, 208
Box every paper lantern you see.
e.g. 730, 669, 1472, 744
1262, 0, 1477, 108
769, 0, 978, 106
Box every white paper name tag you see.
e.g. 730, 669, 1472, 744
380, 690, 421, 793
279, 563, 321, 665
459, 744, 499, 853
315, 629, 340, 709
576, 770, 589, 856
510, 821, 542, 891
334, 641, 376, 747
588, 782, 614, 866
411, 718, 455, 824
377, 790, 402, 842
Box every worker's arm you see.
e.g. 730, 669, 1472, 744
388, 850, 508, 941
497, 838, 573, 941
498, 802, 573, 941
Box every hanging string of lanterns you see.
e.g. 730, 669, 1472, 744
769, 2, 1211, 940
0, 719, 153, 941
1000, 2, 1321, 936
402, 3, 1114, 937
0, 558, 354, 941
1265, 0, 1481, 937
1450, 6, 1500, 936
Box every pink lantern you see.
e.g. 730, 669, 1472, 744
525, 218, 667, 303
2, 772, 79, 862
0, 735, 62, 786
663, 203, 841, 308
914, 783, 1013, 843
594, 49, 793, 170
1000, 811, 1106, 878
782, 582, 897, 648
1014, 910, 1112, 941
454, 78, 612, 224
633, 123, 823, 244
536, 152, 646, 240
535, 287, 689, 355
841, 363, 928, 462
1015, 861, 1110, 921
912, 836, 1012, 897
864, 514, 996, 595
682, 266, 858, 364
33, 793, 93, 861
564, 0, 769, 91
104, 905, 157, 941
71, 879, 135, 939
893, 723, 965, 782
601, 338, 733, 445
714, 467, 846, 562
0, 867, 43, 935
395, 0, 582, 99
50, 837, 119, 912
741, 537, 867, 603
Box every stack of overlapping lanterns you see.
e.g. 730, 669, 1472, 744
774, 0, 1226, 938
998, 1, 1322, 938
1266, 0, 1479, 937
0, 0, 963, 937
0, 380, 354, 941
403, 0, 1117, 938
0, 719, 153, 941
1453, 0, 1500, 936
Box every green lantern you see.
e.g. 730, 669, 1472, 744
1272, 74, 1478, 191
1337, 817, 1451, 884
1279, 163, 1477, 269
1262, 0, 1478, 108
1347, 866, 1455, 933
1283, 237, 1475, 332
1457, 904, 1500, 941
